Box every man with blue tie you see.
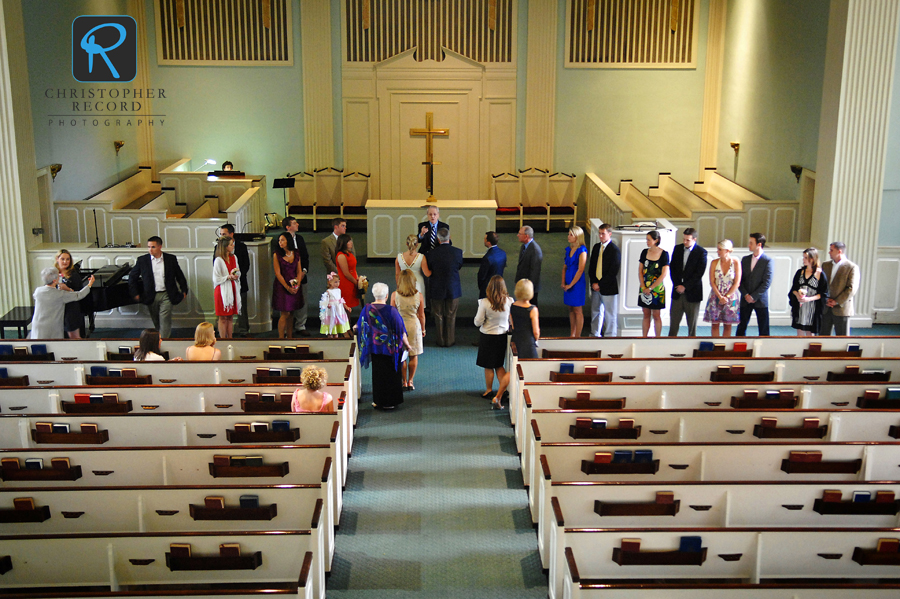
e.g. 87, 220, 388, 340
416, 205, 448, 255
477, 231, 507, 299
422, 228, 463, 347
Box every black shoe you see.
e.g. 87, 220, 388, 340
296, 330, 312, 337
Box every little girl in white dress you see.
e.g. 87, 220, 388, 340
319, 272, 351, 338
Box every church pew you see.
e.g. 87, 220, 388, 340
0, 530, 323, 599
563, 582, 900, 599
0, 411, 344, 499
541, 481, 900, 583
0, 484, 335, 575
523, 408, 900, 493
515, 380, 900, 456
559, 530, 900, 599
505, 336, 900, 420
530, 441, 900, 533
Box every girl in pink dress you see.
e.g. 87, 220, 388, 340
291, 365, 335, 413
319, 272, 351, 338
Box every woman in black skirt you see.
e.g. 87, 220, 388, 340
475, 275, 514, 409
356, 282, 411, 410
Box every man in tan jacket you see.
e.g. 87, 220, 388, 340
820, 241, 860, 336
320, 217, 354, 274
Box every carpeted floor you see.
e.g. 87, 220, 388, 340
325, 326, 548, 598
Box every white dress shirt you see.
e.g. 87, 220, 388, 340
151, 255, 166, 292
474, 296, 514, 335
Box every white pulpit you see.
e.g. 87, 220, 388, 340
367, 199, 497, 259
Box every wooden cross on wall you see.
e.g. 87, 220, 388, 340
410, 112, 449, 202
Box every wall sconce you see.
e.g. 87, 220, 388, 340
790, 164, 803, 183
730, 142, 740, 154
114, 140, 125, 155
50, 164, 62, 180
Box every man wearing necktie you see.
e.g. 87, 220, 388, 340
737, 232, 773, 337
515, 226, 543, 305
417, 206, 448, 256
588, 223, 621, 336
668, 227, 708, 336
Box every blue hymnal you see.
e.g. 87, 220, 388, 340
0, 367, 7, 378
887, 388, 900, 400
852, 491, 872, 503
633, 450, 654, 463
591, 419, 607, 429
765, 390, 780, 400
51, 423, 70, 434
286, 368, 301, 377
559, 363, 575, 374
0, 345, 12, 355
611, 450, 633, 463
107, 369, 122, 378
30, 344, 47, 355
239, 495, 260, 509
679, 536, 703, 552
24, 458, 43, 470
698, 341, 715, 352
90, 366, 108, 377
847, 343, 860, 353
89, 395, 104, 404
272, 420, 291, 432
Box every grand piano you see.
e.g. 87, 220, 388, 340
77, 263, 138, 334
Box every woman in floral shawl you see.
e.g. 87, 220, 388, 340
356, 282, 411, 410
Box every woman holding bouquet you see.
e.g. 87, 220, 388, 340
213, 237, 240, 339
273, 232, 303, 338
336, 234, 363, 317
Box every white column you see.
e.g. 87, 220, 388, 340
128, 0, 156, 178
0, 0, 35, 312
524, 0, 557, 168
813, 0, 900, 321
301, 0, 335, 169
697, 0, 726, 180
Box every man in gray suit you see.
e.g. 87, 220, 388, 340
321, 217, 353, 274
736, 232, 774, 337
821, 241, 860, 336
515, 226, 543, 305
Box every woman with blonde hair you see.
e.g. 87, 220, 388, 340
213, 236, 240, 339
291, 365, 334, 413
391, 270, 425, 390
395, 233, 426, 307
562, 225, 588, 337
475, 275, 514, 408
703, 239, 742, 337
54, 249, 86, 338
185, 322, 221, 361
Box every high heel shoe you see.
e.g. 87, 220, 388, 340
481, 390, 494, 399
491, 398, 501, 410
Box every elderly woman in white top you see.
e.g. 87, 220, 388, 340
474, 275, 514, 409
30, 267, 94, 339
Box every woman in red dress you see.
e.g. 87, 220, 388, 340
213, 237, 240, 339
336, 234, 361, 312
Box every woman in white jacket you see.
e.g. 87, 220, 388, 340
31, 267, 94, 339
212, 237, 241, 339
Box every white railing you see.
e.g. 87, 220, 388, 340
584, 173, 633, 227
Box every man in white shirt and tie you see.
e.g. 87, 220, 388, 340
588, 223, 620, 336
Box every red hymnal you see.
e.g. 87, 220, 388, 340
13, 497, 34, 510
245, 392, 261, 401
618, 419, 635, 429
593, 452, 612, 464
34, 422, 53, 433
50, 457, 70, 469
803, 418, 820, 429
733, 342, 748, 352
169, 543, 192, 557
576, 390, 591, 401
730, 365, 745, 375
877, 538, 900, 553
779, 390, 794, 401
219, 543, 241, 557
864, 390, 881, 401
655, 491, 675, 504
204, 496, 225, 509
74, 393, 91, 404
121, 368, 136, 378
620, 539, 641, 552
821, 490, 842, 503
584, 365, 598, 375
876, 491, 896, 503
213, 455, 230, 466
743, 389, 759, 400
80, 423, 98, 433
1, 458, 20, 470
845, 365, 860, 374
575, 418, 593, 429
233, 423, 251, 432
103, 393, 118, 403
256, 368, 270, 378
760, 417, 777, 428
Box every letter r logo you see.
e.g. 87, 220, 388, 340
72, 16, 137, 82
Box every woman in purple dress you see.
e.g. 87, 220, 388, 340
273, 232, 303, 338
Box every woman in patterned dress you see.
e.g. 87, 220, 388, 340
703, 239, 743, 337
637, 230, 670, 337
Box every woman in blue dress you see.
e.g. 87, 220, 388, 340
562, 225, 588, 337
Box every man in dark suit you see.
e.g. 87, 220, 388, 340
128, 236, 189, 339
422, 228, 463, 347
737, 232, 774, 337
588, 223, 621, 337
668, 227, 708, 337
477, 231, 507, 299
417, 205, 448, 255
271, 217, 310, 336
219, 224, 251, 337
515, 226, 543, 305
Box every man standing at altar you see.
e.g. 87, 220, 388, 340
516, 226, 543, 305
417, 205, 448, 255
422, 228, 463, 347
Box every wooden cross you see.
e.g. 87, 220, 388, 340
410, 112, 449, 202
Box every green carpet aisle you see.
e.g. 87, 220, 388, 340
325, 330, 548, 598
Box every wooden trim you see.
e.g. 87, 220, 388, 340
321, 456, 332, 483
540, 454, 551, 480
564, 547, 580, 582
523, 388, 532, 408
530, 419, 541, 441
298, 551, 313, 588
551, 496, 564, 526
311, 498, 323, 529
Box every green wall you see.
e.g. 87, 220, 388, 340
23, 0, 141, 201
716, 0, 828, 202
144, 0, 304, 213
554, 0, 709, 192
